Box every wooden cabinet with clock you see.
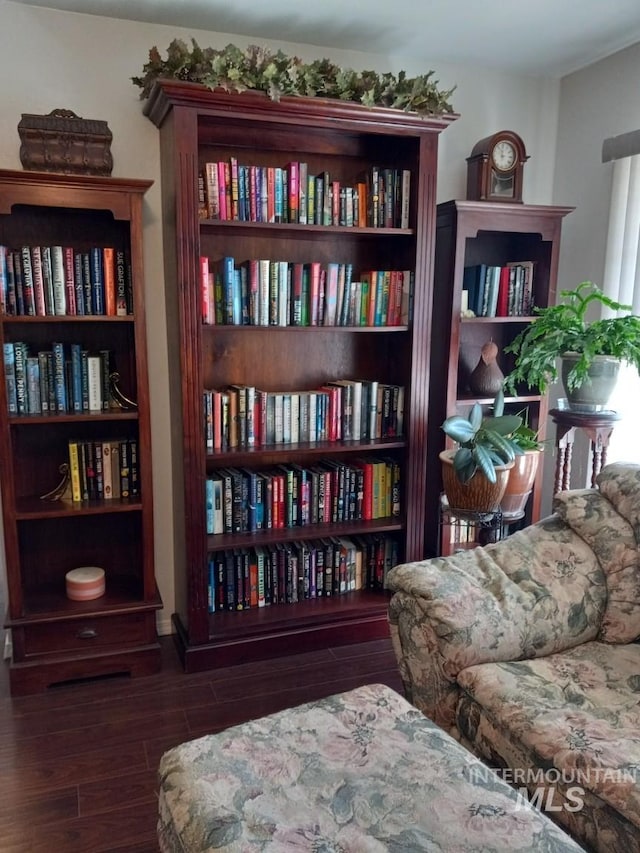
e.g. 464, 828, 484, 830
0, 170, 162, 694
425, 199, 573, 557
143, 80, 455, 672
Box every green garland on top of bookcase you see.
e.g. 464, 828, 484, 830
132, 40, 456, 116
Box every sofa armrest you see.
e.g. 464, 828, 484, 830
388, 591, 463, 734
387, 515, 607, 731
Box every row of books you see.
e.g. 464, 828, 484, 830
462, 261, 535, 318
204, 381, 404, 451
201, 256, 412, 327
207, 457, 400, 535
208, 535, 399, 612
4, 342, 112, 416
67, 437, 139, 502
200, 160, 411, 230
0, 244, 133, 318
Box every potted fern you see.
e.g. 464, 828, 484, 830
504, 281, 640, 411
441, 391, 522, 513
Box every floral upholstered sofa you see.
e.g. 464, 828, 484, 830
387, 462, 640, 853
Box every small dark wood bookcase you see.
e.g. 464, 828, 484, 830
426, 200, 574, 556
0, 170, 161, 694
144, 80, 456, 671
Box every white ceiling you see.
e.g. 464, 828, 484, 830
12, 0, 640, 77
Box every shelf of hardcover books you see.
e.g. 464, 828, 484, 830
145, 81, 454, 669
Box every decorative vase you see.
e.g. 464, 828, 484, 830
560, 352, 620, 413
501, 449, 542, 519
440, 450, 513, 515
468, 340, 505, 396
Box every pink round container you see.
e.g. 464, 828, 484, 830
65, 567, 105, 601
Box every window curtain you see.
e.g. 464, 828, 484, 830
602, 153, 640, 463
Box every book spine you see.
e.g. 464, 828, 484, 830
67, 440, 82, 503
87, 355, 102, 412
94, 441, 104, 499
51, 342, 67, 413
82, 252, 93, 315
3, 343, 17, 415
0, 246, 6, 315
63, 247, 76, 315
70, 343, 83, 413
90, 247, 104, 314
119, 439, 130, 498
129, 437, 139, 498
73, 251, 86, 315
30, 246, 46, 316
115, 249, 128, 316
102, 440, 114, 499
103, 247, 116, 316
50, 245, 67, 315
20, 247, 36, 316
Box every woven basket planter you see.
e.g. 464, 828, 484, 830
440, 449, 513, 515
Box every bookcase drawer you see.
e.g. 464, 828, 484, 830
22, 611, 155, 657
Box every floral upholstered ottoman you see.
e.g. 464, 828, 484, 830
157, 683, 584, 852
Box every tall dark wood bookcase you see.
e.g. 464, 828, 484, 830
144, 80, 456, 672
0, 170, 161, 694
426, 200, 573, 557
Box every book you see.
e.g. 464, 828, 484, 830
30, 246, 46, 316
103, 247, 116, 316
51, 341, 67, 413
50, 246, 67, 315
62, 247, 76, 315
462, 263, 487, 317
87, 355, 102, 412
119, 439, 130, 498
209, 163, 221, 219
3, 343, 17, 414
89, 247, 104, 314
0, 245, 6, 315
67, 440, 82, 503
20, 247, 36, 316
73, 251, 86, 315
115, 250, 128, 316
101, 440, 114, 499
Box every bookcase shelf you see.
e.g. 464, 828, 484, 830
425, 199, 573, 556
0, 169, 161, 694
145, 80, 456, 672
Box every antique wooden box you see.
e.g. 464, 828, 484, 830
18, 108, 113, 175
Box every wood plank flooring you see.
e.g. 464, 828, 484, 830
0, 635, 404, 852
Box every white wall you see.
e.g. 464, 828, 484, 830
542, 41, 640, 495
0, 0, 562, 631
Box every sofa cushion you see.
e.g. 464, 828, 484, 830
456, 642, 640, 834
387, 515, 606, 682
554, 480, 640, 643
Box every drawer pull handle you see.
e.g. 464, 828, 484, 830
76, 627, 98, 640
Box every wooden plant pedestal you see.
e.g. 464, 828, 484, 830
549, 408, 621, 494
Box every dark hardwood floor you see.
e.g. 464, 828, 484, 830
0, 634, 404, 852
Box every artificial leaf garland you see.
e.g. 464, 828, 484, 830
132, 40, 456, 116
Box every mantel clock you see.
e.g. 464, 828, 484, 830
466, 130, 528, 203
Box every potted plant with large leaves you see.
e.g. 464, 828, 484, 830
441, 391, 523, 513
504, 281, 640, 411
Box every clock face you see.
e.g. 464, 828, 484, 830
491, 140, 517, 172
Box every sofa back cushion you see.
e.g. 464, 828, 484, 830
389, 515, 606, 680
553, 463, 640, 643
